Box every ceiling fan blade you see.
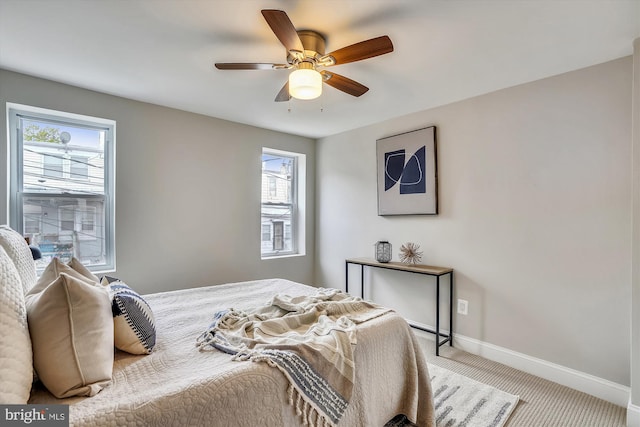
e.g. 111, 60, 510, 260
261, 9, 304, 54
322, 35, 393, 65
321, 71, 369, 97
215, 63, 283, 70
275, 81, 291, 102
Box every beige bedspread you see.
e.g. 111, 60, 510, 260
29, 279, 434, 426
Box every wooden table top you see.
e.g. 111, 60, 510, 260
346, 258, 453, 275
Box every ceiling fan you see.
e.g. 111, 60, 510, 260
215, 9, 394, 102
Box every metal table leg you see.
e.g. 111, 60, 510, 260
436, 275, 440, 356
449, 271, 454, 347
345, 261, 349, 294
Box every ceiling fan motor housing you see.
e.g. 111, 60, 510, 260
287, 30, 326, 64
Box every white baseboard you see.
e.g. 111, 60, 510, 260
628, 400, 640, 427
410, 324, 630, 408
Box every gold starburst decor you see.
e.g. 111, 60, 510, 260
399, 242, 423, 265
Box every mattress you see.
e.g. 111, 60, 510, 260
29, 278, 434, 426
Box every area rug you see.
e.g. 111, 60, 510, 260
429, 363, 519, 427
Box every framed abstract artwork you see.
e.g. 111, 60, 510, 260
377, 126, 438, 215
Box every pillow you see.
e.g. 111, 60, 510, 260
26, 272, 113, 398
0, 225, 37, 294
102, 277, 156, 355
68, 257, 100, 283
31, 257, 98, 295
0, 245, 33, 403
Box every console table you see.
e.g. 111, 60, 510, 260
345, 257, 454, 356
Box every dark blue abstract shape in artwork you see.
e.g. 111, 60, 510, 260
384, 146, 426, 194
384, 149, 406, 191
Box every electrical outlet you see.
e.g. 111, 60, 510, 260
457, 299, 468, 315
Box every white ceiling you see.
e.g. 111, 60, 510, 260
1, 0, 639, 139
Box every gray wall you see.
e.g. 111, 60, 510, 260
631, 38, 640, 413
0, 69, 316, 293
315, 57, 632, 385
0, 57, 633, 388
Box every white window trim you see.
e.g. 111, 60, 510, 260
261, 147, 306, 260
7, 103, 116, 273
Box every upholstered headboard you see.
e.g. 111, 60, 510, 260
0, 226, 37, 295
0, 225, 36, 404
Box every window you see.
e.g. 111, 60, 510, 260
272, 221, 284, 251
23, 204, 42, 235
261, 148, 305, 258
268, 176, 277, 197
261, 224, 271, 242
81, 207, 96, 233
59, 206, 75, 232
70, 156, 89, 181
8, 104, 116, 272
43, 154, 63, 178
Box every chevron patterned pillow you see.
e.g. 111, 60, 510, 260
101, 276, 156, 355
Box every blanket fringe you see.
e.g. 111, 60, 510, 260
287, 384, 333, 427
232, 350, 256, 361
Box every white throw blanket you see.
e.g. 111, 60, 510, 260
196, 288, 391, 427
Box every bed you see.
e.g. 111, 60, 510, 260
0, 226, 434, 426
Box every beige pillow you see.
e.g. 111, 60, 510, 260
68, 257, 100, 283
0, 245, 33, 403
31, 257, 98, 295
26, 272, 113, 398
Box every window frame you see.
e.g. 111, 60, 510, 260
7, 103, 116, 272
261, 147, 305, 259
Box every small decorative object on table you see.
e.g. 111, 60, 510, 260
375, 241, 392, 263
399, 242, 423, 264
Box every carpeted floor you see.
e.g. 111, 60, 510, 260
417, 336, 626, 427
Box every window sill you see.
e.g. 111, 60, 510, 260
261, 252, 305, 260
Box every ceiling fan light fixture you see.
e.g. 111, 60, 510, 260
289, 65, 322, 100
